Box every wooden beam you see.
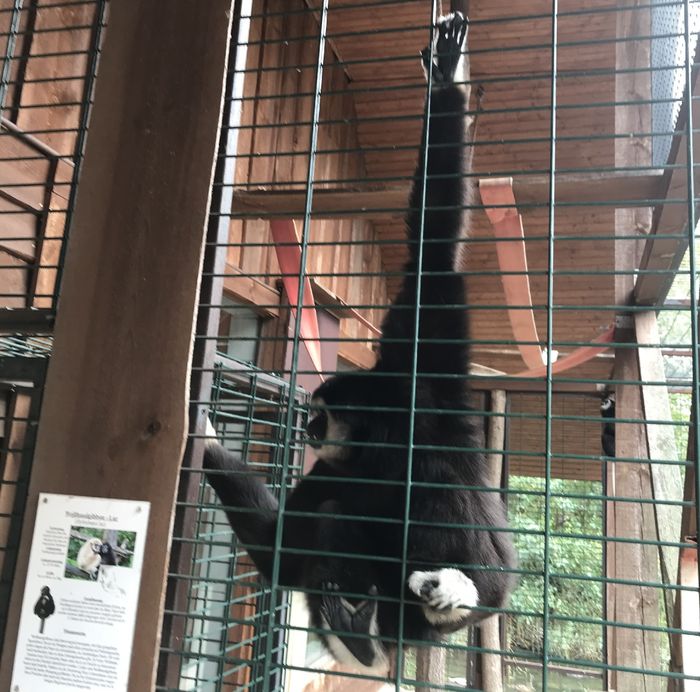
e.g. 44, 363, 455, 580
224, 263, 281, 318
634, 55, 700, 307
415, 645, 446, 692
0, 2, 233, 690
679, 547, 700, 686
669, 379, 698, 690
609, 4, 663, 689
230, 170, 664, 220
158, 6, 251, 687
481, 389, 506, 692
635, 310, 683, 635
337, 328, 377, 370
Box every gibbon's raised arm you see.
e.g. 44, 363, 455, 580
376, 16, 471, 387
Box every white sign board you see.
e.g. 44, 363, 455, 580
11, 493, 150, 692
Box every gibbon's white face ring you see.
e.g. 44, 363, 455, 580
306, 396, 350, 463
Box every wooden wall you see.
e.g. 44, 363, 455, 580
0, 0, 100, 309
228, 0, 388, 354
508, 392, 604, 482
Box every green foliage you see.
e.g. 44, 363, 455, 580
508, 476, 604, 664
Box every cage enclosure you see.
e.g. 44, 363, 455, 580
0, 0, 699, 691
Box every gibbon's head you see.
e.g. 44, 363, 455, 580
305, 373, 372, 465
88, 537, 102, 553
601, 392, 615, 416
40, 586, 51, 597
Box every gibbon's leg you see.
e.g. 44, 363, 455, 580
377, 11, 472, 390
309, 500, 386, 669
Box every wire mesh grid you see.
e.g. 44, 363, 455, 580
0, 0, 104, 652
156, 0, 700, 690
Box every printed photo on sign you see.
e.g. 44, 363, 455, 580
65, 526, 136, 581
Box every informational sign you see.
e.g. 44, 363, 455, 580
11, 493, 150, 692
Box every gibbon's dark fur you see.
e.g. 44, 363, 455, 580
205, 12, 516, 669
601, 393, 616, 458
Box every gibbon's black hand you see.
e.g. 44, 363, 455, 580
421, 11, 468, 84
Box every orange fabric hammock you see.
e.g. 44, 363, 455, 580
479, 177, 613, 377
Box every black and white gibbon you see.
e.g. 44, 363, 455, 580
34, 585, 55, 634
601, 392, 615, 458
204, 12, 517, 671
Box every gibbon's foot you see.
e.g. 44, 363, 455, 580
319, 582, 384, 669
421, 11, 468, 86
408, 568, 478, 625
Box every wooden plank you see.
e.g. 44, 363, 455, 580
0, 248, 28, 307
0, 195, 38, 261
608, 4, 664, 688
15, 2, 97, 156
224, 263, 281, 318
0, 2, 233, 690
634, 63, 700, 307
669, 390, 698, 690
230, 170, 665, 219
0, 389, 26, 578
481, 389, 506, 692
635, 310, 683, 635
415, 645, 446, 692
679, 547, 700, 688
157, 5, 252, 686
610, 348, 664, 691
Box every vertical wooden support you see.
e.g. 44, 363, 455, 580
669, 394, 699, 690
481, 390, 506, 692
636, 310, 683, 628
679, 547, 700, 689
158, 3, 251, 685
609, 2, 663, 690
0, 2, 234, 690
415, 645, 447, 691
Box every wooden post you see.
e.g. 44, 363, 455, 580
481, 390, 507, 692
669, 391, 699, 690
415, 645, 447, 692
635, 310, 684, 629
157, 3, 251, 686
0, 2, 233, 690
609, 2, 664, 690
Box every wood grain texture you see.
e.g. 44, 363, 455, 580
635, 310, 683, 631
481, 389, 506, 692
608, 4, 664, 686
0, 1, 233, 689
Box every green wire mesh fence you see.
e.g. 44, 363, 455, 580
0, 0, 696, 690
0, 0, 104, 653
156, 0, 700, 690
